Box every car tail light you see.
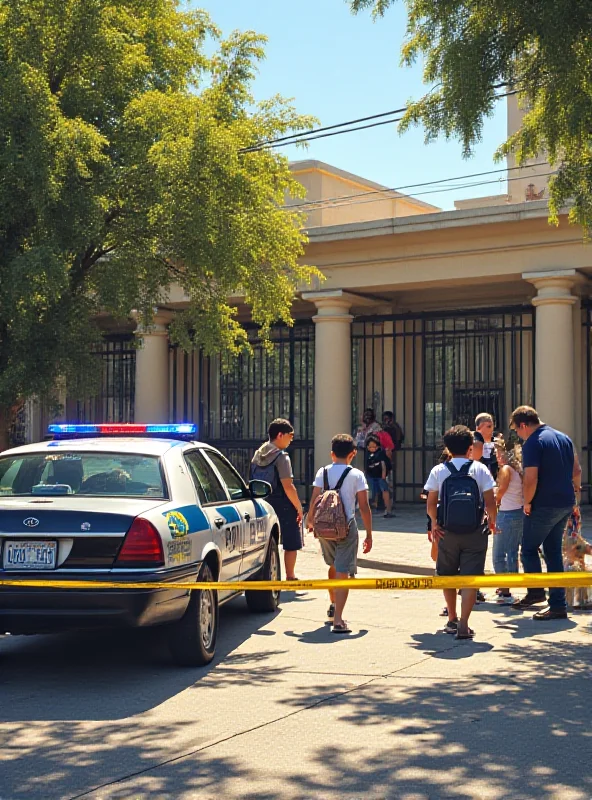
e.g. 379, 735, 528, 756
116, 518, 164, 567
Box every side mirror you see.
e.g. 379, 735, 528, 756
249, 479, 272, 499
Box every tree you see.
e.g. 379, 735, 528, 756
0, 0, 318, 447
350, 0, 592, 233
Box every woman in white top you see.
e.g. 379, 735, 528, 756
493, 440, 524, 604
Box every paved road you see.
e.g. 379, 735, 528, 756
1, 522, 591, 800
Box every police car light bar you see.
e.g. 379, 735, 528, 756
48, 423, 197, 436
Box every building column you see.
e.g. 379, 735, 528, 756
303, 290, 354, 470
523, 270, 580, 441
133, 311, 171, 423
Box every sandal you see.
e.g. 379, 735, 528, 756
455, 626, 475, 640
332, 621, 352, 634
327, 603, 335, 620
444, 619, 458, 634
439, 606, 449, 617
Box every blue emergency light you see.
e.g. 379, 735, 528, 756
47, 423, 197, 436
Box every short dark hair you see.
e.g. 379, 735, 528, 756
383, 411, 393, 421
331, 434, 356, 458
510, 406, 540, 427
363, 408, 376, 420
366, 434, 381, 447
442, 425, 474, 457
268, 418, 294, 440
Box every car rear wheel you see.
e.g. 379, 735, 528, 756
167, 562, 218, 667
245, 536, 281, 613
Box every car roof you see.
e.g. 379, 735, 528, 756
1, 437, 215, 458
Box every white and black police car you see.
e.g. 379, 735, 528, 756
0, 423, 281, 666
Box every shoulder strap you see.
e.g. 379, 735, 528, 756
323, 468, 329, 491
445, 462, 459, 475
334, 466, 353, 492
459, 462, 472, 476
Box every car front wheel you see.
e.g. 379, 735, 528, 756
167, 562, 219, 667
245, 535, 281, 613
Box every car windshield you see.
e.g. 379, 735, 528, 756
0, 452, 167, 498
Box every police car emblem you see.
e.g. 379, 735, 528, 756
163, 510, 189, 539
23, 517, 39, 528
81, 522, 91, 531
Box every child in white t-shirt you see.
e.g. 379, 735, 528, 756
308, 434, 373, 634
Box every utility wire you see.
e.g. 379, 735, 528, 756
286, 162, 550, 212
243, 104, 410, 149
286, 170, 556, 219
241, 88, 518, 153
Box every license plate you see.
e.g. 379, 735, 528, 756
3, 540, 57, 570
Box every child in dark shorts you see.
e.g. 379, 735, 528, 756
365, 435, 393, 518
424, 425, 497, 640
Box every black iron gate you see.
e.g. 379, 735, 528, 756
582, 303, 592, 502
352, 306, 535, 502
170, 322, 315, 497
68, 336, 136, 423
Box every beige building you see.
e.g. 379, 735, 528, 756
24, 98, 592, 502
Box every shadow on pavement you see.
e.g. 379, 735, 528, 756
269, 637, 592, 800
0, 595, 287, 723
20, 634, 589, 800
410, 632, 495, 658
284, 627, 369, 644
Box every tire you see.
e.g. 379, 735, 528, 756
167, 562, 218, 667
245, 535, 281, 613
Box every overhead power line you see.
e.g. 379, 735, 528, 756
241, 88, 518, 153
284, 162, 550, 214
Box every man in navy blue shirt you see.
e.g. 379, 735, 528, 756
510, 405, 582, 619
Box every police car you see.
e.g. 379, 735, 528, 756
0, 424, 281, 666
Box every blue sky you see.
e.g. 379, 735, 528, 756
193, 0, 508, 210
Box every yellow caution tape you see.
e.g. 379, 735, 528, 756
0, 572, 590, 592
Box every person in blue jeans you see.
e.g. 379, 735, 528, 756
509, 405, 582, 620
492, 442, 524, 604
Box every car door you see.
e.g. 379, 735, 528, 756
203, 449, 264, 577
183, 449, 243, 586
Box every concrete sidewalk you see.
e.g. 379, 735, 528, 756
1, 512, 591, 800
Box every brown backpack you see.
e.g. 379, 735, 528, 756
311, 467, 352, 541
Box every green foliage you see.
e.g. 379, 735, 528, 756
0, 0, 319, 427
350, 0, 592, 233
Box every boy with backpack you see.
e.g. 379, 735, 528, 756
424, 425, 497, 640
365, 434, 394, 517
251, 418, 304, 581
308, 434, 373, 634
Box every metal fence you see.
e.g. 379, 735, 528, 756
582, 303, 592, 502
352, 307, 535, 502
68, 337, 136, 423
170, 322, 315, 497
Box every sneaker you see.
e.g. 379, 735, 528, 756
383, 512, 395, 518
496, 594, 514, 605
512, 592, 547, 610
327, 603, 335, 620
439, 606, 449, 617
476, 591, 486, 603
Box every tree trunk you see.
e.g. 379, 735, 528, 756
0, 405, 12, 452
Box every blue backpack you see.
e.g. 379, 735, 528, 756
437, 462, 484, 535
250, 453, 283, 496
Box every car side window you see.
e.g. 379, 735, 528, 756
184, 450, 228, 505
205, 451, 250, 501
